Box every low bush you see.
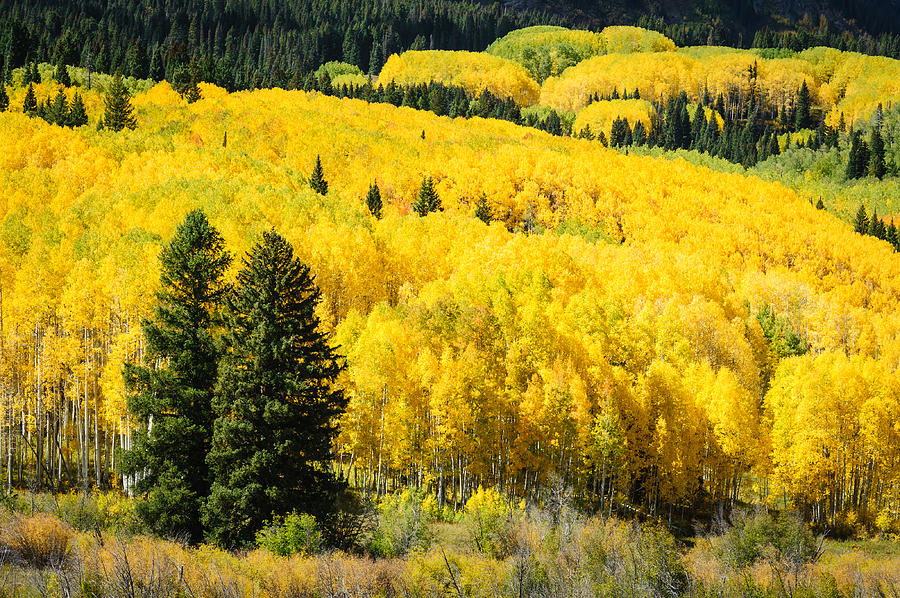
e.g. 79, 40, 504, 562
1, 513, 73, 568
256, 512, 323, 556
369, 488, 434, 558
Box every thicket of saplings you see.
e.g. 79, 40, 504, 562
0, 486, 894, 597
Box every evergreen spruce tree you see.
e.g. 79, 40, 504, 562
714, 94, 726, 124
100, 73, 137, 131
815, 198, 825, 210
846, 131, 866, 179
888, 222, 898, 248
868, 129, 886, 179
184, 78, 201, 103
632, 120, 647, 146
767, 132, 780, 157
203, 230, 346, 549
310, 155, 328, 195
690, 108, 706, 150
366, 182, 382, 219
795, 80, 811, 130
474, 193, 492, 224
120, 210, 232, 543
678, 103, 691, 149
48, 90, 68, 126
412, 175, 440, 216
54, 61, 70, 87
22, 84, 37, 114
854, 204, 869, 234
0, 82, 8, 112
149, 48, 165, 81
67, 92, 88, 127
868, 208, 880, 237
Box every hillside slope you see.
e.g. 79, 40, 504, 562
1, 83, 899, 520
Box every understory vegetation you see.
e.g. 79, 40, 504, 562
0, 489, 894, 597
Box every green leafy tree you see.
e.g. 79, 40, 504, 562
0, 82, 8, 112
67, 92, 88, 127
100, 73, 137, 131
120, 210, 232, 543
412, 175, 440, 216
22, 83, 37, 114
310, 155, 328, 195
366, 182, 382, 219
204, 230, 346, 549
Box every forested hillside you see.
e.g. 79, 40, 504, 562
1, 67, 899, 531
0, 6, 900, 592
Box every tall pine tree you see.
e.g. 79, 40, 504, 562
204, 230, 346, 548
310, 155, 328, 195
412, 175, 440, 216
0, 82, 8, 112
67, 92, 88, 127
22, 83, 37, 114
794, 80, 812, 130
474, 193, 492, 224
120, 210, 232, 543
854, 204, 869, 234
869, 129, 886, 179
366, 182, 382, 219
100, 73, 137, 131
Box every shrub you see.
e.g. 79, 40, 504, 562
718, 509, 820, 570
369, 488, 433, 558
2, 513, 73, 568
57, 492, 101, 531
460, 487, 522, 559
256, 512, 323, 556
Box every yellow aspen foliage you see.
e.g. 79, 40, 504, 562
485, 26, 607, 82
1, 81, 899, 521
378, 50, 541, 105
599, 26, 677, 54
574, 99, 654, 140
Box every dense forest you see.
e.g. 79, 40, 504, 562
0, 2, 899, 593
2, 0, 900, 99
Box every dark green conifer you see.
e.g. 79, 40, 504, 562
366, 182, 382, 219
868, 129, 886, 179
54, 61, 71, 87
67, 92, 88, 127
203, 230, 346, 549
149, 48, 165, 81
22, 83, 37, 114
632, 120, 647, 146
690, 108, 706, 150
794, 80, 811, 130
474, 193, 491, 224
48, 89, 68, 125
815, 198, 825, 210
846, 131, 869, 179
412, 175, 441, 216
0, 82, 8, 112
121, 210, 232, 543
310, 155, 328, 195
854, 204, 869, 234
100, 73, 137, 131
868, 208, 880, 237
